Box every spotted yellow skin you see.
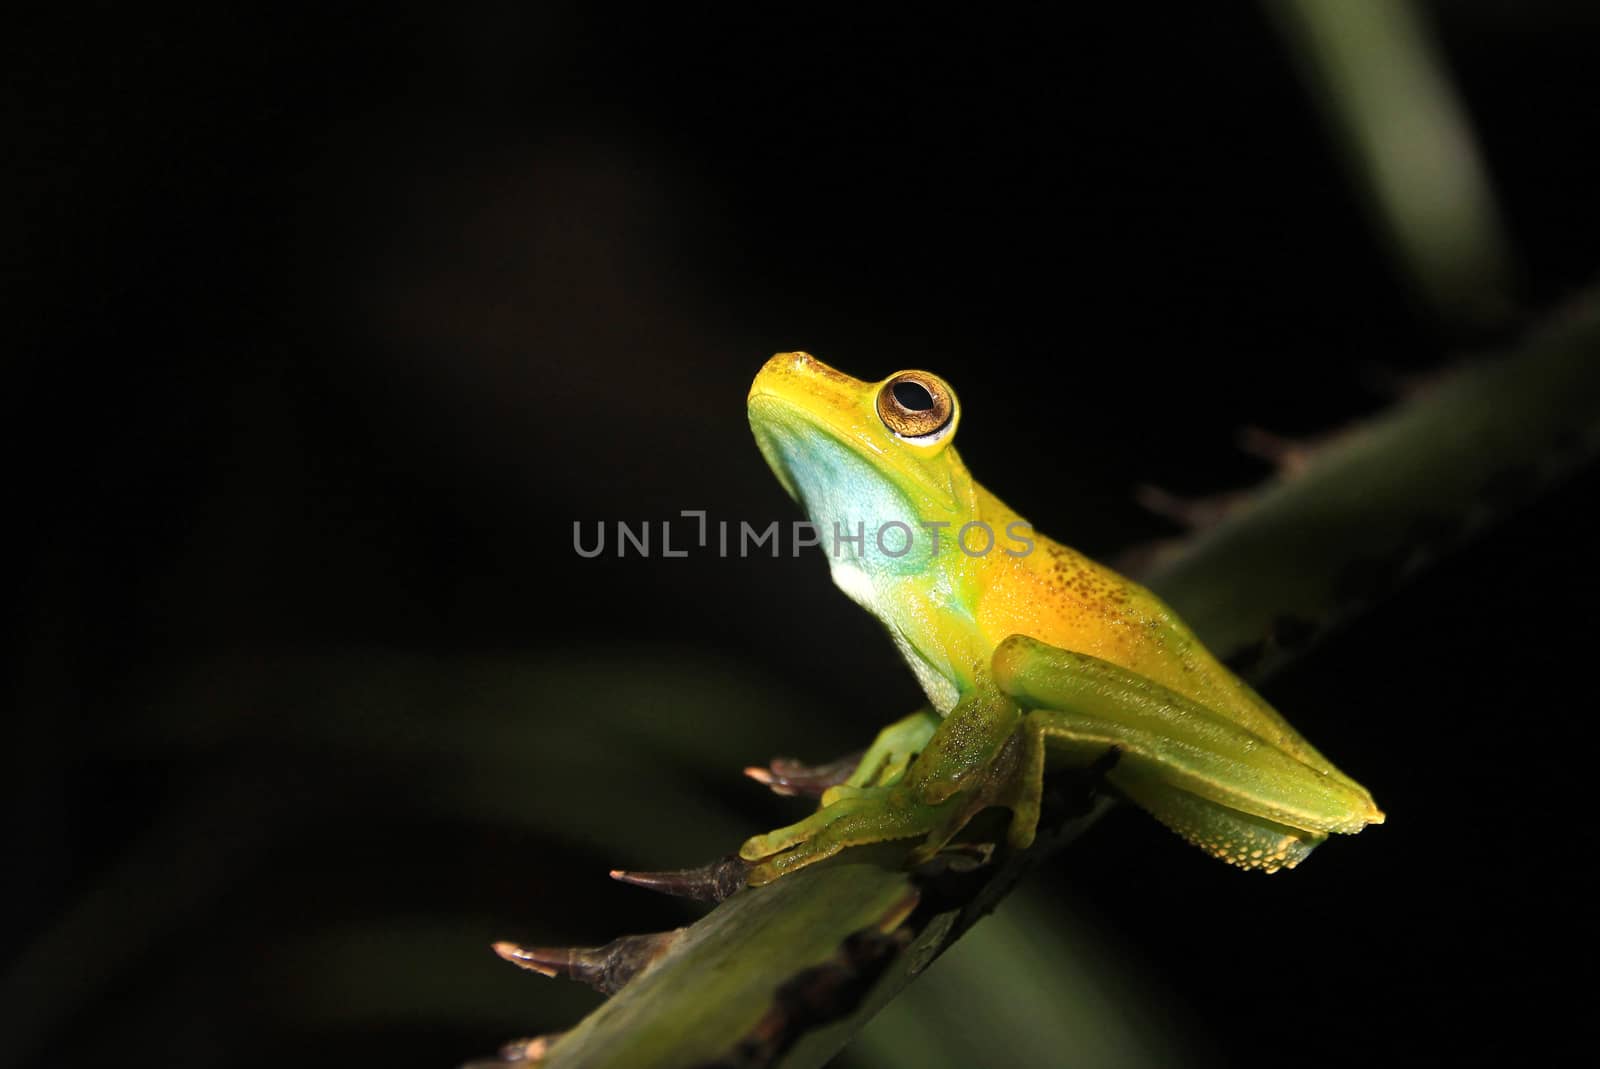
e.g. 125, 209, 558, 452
741, 352, 1383, 883
975, 495, 1352, 782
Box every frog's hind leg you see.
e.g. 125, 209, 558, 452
991, 634, 1382, 868
1111, 766, 1325, 872
1001, 709, 1326, 871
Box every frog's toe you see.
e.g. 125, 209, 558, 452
747, 836, 848, 885
818, 783, 871, 806
740, 801, 846, 861
739, 825, 805, 863
905, 792, 994, 864
742, 788, 951, 885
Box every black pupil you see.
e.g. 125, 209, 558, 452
892, 380, 935, 411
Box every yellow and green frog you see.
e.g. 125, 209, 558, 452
739, 352, 1383, 885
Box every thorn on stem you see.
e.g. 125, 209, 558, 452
499, 1034, 559, 1064
491, 929, 687, 995
1133, 483, 1253, 531
744, 752, 863, 797
609, 854, 752, 902
1237, 424, 1357, 477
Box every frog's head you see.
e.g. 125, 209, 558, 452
748, 352, 979, 587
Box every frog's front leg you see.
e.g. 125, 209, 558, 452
745, 707, 941, 799
740, 690, 1020, 885
992, 635, 1384, 872
836, 706, 941, 792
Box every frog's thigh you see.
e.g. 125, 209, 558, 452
992, 635, 1331, 871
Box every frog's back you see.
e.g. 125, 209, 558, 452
970, 493, 1346, 779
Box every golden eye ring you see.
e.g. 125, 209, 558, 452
876, 371, 954, 438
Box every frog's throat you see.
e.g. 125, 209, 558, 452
752, 417, 966, 525
749, 393, 969, 514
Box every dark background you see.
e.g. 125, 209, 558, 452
9, 3, 1598, 1066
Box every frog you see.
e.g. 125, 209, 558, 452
738, 351, 1384, 886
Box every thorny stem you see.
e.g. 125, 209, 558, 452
484, 297, 1600, 1069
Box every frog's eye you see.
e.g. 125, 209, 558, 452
876, 371, 955, 439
